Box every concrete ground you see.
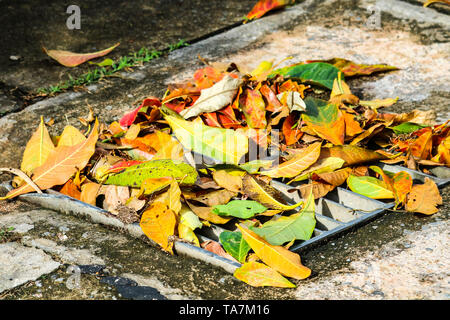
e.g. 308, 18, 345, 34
0, 0, 449, 300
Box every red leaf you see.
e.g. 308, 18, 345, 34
119, 97, 161, 127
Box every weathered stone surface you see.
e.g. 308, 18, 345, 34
295, 219, 450, 299
0, 242, 60, 293
21, 237, 105, 265
0, 0, 254, 91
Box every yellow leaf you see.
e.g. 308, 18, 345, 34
237, 224, 311, 280
406, 177, 442, 215
242, 174, 303, 211
5, 120, 99, 199
20, 116, 55, 175
57, 125, 86, 147
185, 201, 232, 224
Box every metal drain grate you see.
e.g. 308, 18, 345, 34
3, 164, 449, 274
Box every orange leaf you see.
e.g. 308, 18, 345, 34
240, 88, 267, 129
193, 66, 226, 90
201, 240, 238, 262
406, 177, 442, 215
319, 145, 387, 167
140, 202, 177, 254
246, 0, 292, 20
6, 120, 99, 199
20, 116, 55, 176
234, 261, 296, 288
43, 43, 119, 67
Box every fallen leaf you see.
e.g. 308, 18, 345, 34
213, 200, 267, 219
319, 145, 387, 166
237, 224, 311, 280
192, 189, 237, 207
164, 111, 248, 165
180, 75, 242, 119
104, 159, 198, 188
185, 201, 232, 224
119, 97, 161, 127
277, 91, 306, 112
6, 120, 99, 199
104, 185, 130, 215
252, 190, 315, 245
240, 87, 267, 129
289, 156, 345, 183
137, 177, 173, 197
272, 62, 340, 90
80, 182, 101, 206
296, 181, 336, 199
20, 116, 56, 177
219, 231, 251, 263
234, 261, 296, 288
242, 174, 303, 210
423, 0, 450, 7
302, 98, 345, 145
406, 177, 442, 215
201, 240, 238, 262
59, 179, 81, 200
282, 114, 303, 146
140, 202, 177, 254
307, 58, 399, 77
261, 142, 322, 178
43, 43, 119, 67
178, 223, 200, 247
347, 175, 395, 199
246, 0, 292, 20
212, 170, 243, 193
57, 125, 86, 147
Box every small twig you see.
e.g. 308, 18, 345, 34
0, 168, 42, 199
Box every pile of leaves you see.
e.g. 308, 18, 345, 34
1, 56, 448, 288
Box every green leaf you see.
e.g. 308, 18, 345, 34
212, 200, 267, 219
271, 62, 340, 89
251, 190, 316, 246
347, 175, 395, 199
390, 122, 428, 135
104, 159, 198, 188
219, 231, 251, 263
163, 112, 248, 165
